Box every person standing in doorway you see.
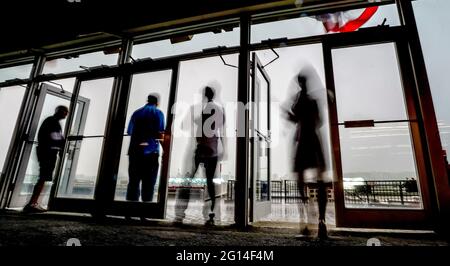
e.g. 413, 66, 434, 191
23, 105, 69, 213
127, 93, 165, 203
285, 74, 329, 239
175, 86, 226, 226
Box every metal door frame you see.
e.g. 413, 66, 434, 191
105, 60, 179, 219
47, 80, 91, 211
322, 28, 434, 229
52, 94, 90, 201
7, 83, 88, 208
47, 75, 115, 212
249, 52, 271, 222
47, 60, 180, 219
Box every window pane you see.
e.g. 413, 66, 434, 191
0, 86, 26, 173
332, 43, 408, 122
413, 0, 450, 157
132, 26, 239, 60
74, 78, 114, 136
43, 51, 118, 74
57, 78, 114, 199
0, 64, 33, 83
340, 123, 422, 209
58, 138, 103, 199
251, 4, 400, 44
114, 70, 172, 202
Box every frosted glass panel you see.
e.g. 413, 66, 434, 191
43, 51, 118, 74
413, 0, 450, 157
0, 86, 26, 173
0, 64, 32, 83
332, 43, 408, 122
133, 27, 239, 60
58, 138, 103, 199
74, 78, 114, 136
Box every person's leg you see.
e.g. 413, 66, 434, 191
317, 180, 328, 239
295, 171, 311, 237
141, 153, 159, 202
27, 179, 46, 206
297, 175, 307, 204
126, 155, 140, 201
175, 155, 200, 222
317, 181, 328, 221
204, 157, 218, 212
25, 149, 56, 211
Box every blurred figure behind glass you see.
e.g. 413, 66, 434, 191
285, 73, 329, 240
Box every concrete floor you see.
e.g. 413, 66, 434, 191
0, 211, 447, 247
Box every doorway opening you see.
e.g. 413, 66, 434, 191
250, 44, 336, 227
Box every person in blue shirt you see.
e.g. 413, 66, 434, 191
127, 93, 165, 202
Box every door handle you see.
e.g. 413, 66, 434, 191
67, 135, 84, 141
344, 120, 375, 128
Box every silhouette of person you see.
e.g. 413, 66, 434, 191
175, 86, 226, 226
23, 105, 69, 213
285, 74, 329, 239
127, 93, 165, 203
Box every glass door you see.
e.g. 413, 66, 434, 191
110, 65, 177, 219
49, 77, 114, 211
250, 53, 271, 222
9, 83, 77, 208
323, 29, 433, 228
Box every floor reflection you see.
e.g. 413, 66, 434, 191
165, 197, 336, 226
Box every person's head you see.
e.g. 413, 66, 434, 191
297, 74, 308, 96
203, 86, 215, 101
147, 93, 160, 106
54, 105, 69, 120
298, 75, 307, 89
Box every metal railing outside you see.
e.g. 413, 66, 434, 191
226, 179, 420, 206
344, 180, 420, 207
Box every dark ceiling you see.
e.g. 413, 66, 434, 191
0, 0, 371, 58
0, 0, 289, 56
